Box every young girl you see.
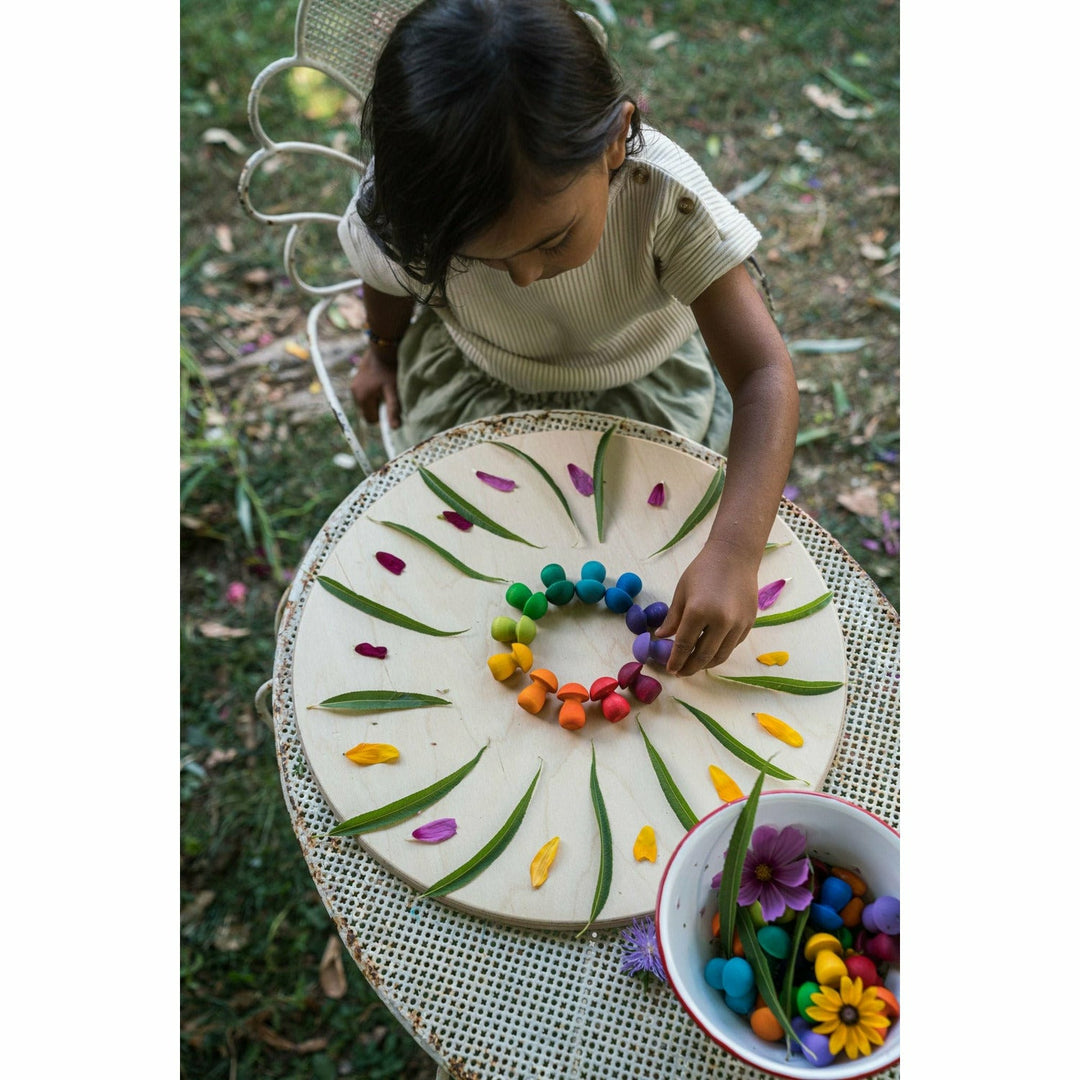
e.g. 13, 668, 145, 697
338, 0, 799, 678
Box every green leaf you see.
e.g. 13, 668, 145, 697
576, 743, 613, 938
317, 576, 467, 636
716, 768, 765, 958
822, 66, 877, 104
764, 540, 792, 551
708, 674, 844, 696
736, 904, 808, 1051
592, 424, 617, 542
753, 591, 833, 627
419, 762, 543, 898
637, 720, 699, 830
781, 879, 815, 1028
650, 466, 725, 557
794, 427, 833, 447
371, 519, 508, 582
673, 698, 808, 784
489, 442, 582, 535
327, 745, 487, 837
418, 466, 541, 547
310, 690, 452, 712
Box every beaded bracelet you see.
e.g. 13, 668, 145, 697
364, 327, 404, 349
485, 560, 671, 730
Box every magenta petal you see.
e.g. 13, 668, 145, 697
757, 578, 788, 610
567, 463, 594, 496
475, 470, 516, 492
375, 550, 406, 575
763, 825, 808, 866
647, 482, 665, 507
355, 642, 388, 659
440, 510, 473, 531
411, 818, 457, 843
755, 883, 789, 923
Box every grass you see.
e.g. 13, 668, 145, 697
180, 2, 898, 1076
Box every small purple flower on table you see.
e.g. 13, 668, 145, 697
411, 818, 457, 843
739, 824, 813, 922
618, 916, 667, 983
567, 464, 594, 496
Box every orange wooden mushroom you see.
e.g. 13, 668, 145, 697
556, 682, 589, 731
517, 668, 558, 714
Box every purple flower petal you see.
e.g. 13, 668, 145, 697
411, 818, 457, 843
782, 484, 800, 501
440, 510, 473, 531
757, 824, 808, 866
475, 470, 516, 492
757, 578, 788, 610
710, 870, 724, 889
355, 642, 388, 659
647, 482, 665, 507
567, 463, 594, 496
375, 551, 406, 575
861, 539, 881, 551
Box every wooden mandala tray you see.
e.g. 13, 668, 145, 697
291, 424, 846, 929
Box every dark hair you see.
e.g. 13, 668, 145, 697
357, 0, 641, 300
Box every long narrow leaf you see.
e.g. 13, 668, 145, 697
419, 762, 543, 898
736, 905, 808, 1051
650, 466, 725, 557
418, 466, 541, 547
371, 519, 508, 582
592, 424, 617, 542
318, 576, 467, 636
576, 743, 613, 938
708, 674, 844, 696
328, 745, 487, 837
674, 698, 808, 784
489, 442, 582, 536
310, 690, 451, 712
822, 67, 877, 105
781, 879, 815, 1021
637, 720, 698, 830
753, 591, 833, 627
716, 768, 765, 958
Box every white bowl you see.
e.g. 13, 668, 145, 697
655, 791, 900, 1079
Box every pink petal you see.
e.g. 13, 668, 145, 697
567, 463, 594, 496
647, 482, 665, 507
757, 578, 788, 610
224, 581, 248, 607
475, 470, 516, 492
440, 510, 473, 531
411, 818, 457, 843
354, 642, 388, 659
375, 551, 406, 575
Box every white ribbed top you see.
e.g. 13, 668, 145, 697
338, 125, 761, 393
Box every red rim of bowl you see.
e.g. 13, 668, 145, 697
654, 790, 899, 1080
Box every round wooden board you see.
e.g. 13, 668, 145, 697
292, 426, 847, 929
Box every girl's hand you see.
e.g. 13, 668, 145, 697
654, 542, 759, 676
350, 347, 401, 427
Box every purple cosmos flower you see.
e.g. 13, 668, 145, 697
618, 917, 667, 983
738, 824, 813, 922
375, 551, 406, 575
475, 470, 516, 492
567, 463, 594, 496
411, 818, 457, 843
647, 482, 665, 507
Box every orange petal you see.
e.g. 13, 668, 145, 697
709, 764, 743, 802
343, 742, 400, 766
754, 712, 804, 747
755, 651, 790, 666
633, 825, 657, 862
530, 836, 560, 887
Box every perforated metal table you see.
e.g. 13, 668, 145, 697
271, 410, 900, 1080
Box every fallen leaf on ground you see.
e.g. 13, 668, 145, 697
198, 621, 251, 639
319, 935, 347, 999
201, 127, 247, 153
837, 487, 880, 517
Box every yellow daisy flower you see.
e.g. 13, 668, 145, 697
805, 975, 891, 1059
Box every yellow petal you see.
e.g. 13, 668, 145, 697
343, 742, 400, 766
633, 826, 657, 862
285, 341, 310, 360
530, 836, 560, 887
754, 712, 804, 747
755, 650, 790, 666
708, 765, 743, 802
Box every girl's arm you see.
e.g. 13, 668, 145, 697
656, 263, 800, 676
350, 284, 416, 428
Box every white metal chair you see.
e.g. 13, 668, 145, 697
238, 0, 421, 475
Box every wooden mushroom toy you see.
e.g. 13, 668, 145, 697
556, 682, 589, 731
517, 668, 557, 715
